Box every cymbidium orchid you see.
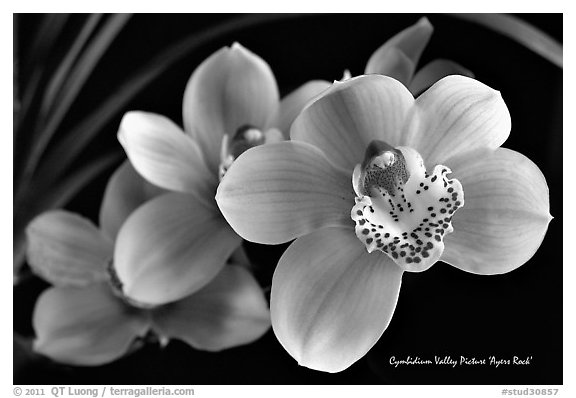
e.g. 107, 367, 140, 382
216, 74, 552, 373
26, 161, 270, 366
355, 17, 473, 95
115, 42, 330, 305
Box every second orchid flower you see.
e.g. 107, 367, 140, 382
115, 43, 330, 305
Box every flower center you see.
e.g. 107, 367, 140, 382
106, 260, 157, 310
219, 125, 283, 180
351, 140, 464, 272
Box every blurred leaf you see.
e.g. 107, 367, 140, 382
18, 14, 70, 123
22, 14, 70, 76
41, 14, 104, 116
37, 57, 167, 182
449, 13, 562, 68
22, 14, 132, 185
15, 14, 69, 155
13, 15, 20, 134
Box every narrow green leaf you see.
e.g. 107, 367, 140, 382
449, 13, 562, 68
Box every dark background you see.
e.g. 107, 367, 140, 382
14, 13, 562, 384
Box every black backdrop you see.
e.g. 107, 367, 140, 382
14, 13, 562, 384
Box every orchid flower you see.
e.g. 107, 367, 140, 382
216, 74, 552, 373
115, 43, 330, 305
26, 161, 270, 366
358, 17, 473, 95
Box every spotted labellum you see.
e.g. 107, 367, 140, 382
351, 141, 463, 271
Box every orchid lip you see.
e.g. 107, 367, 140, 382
351, 140, 464, 272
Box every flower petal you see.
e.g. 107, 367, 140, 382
118, 111, 215, 199
271, 227, 403, 373
216, 141, 355, 244
365, 17, 433, 85
182, 43, 280, 172
114, 192, 241, 305
404, 75, 511, 166
291, 75, 414, 172
99, 160, 166, 241
269, 80, 331, 136
33, 284, 149, 366
151, 265, 270, 351
408, 59, 474, 96
26, 211, 112, 287
442, 148, 552, 275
